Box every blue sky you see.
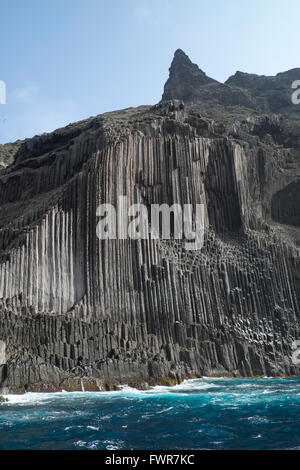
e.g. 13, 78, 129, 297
0, 0, 300, 144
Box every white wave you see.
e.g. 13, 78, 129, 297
64, 425, 85, 431
118, 379, 220, 396
103, 439, 124, 450
2, 391, 85, 405
4, 376, 291, 404
99, 414, 112, 421
1, 377, 230, 404
151, 379, 220, 393
156, 406, 173, 414
74, 440, 102, 449
74, 440, 86, 448
2, 392, 53, 404
2, 390, 120, 405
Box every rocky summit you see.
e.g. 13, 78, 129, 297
1, 50, 300, 393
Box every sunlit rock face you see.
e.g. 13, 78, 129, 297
1, 52, 300, 392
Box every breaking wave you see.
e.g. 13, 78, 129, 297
1, 377, 300, 449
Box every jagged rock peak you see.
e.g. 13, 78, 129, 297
162, 50, 300, 117
162, 49, 216, 103
162, 49, 260, 110
170, 49, 207, 77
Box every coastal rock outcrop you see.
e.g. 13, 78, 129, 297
1, 52, 300, 392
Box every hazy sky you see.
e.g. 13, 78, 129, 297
1, 0, 300, 144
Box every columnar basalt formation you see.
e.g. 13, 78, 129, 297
1, 52, 300, 392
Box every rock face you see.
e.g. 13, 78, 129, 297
162, 49, 260, 110
226, 68, 300, 118
0, 141, 22, 168
1, 52, 300, 392
163, 49, 300, 119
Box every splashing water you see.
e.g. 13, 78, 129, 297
1, 377, 300, 450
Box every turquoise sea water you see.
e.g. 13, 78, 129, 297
0, 377, 300, 450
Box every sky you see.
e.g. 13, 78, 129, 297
0, 0, 300, 144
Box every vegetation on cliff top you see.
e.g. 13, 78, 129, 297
0, 141, 22, 167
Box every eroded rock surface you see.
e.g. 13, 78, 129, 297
1, 53, 300, 392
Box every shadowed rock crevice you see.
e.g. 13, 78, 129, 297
204, 142, 243, 233
271, 181, 300, 227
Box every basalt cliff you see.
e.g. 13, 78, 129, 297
1, 50, 300, 393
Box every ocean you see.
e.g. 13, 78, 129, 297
0, 377, 300, 450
